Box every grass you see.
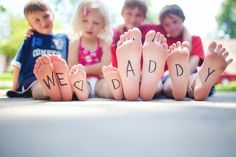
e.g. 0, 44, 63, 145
216, 81, 236, 92
0, 71, 13, 81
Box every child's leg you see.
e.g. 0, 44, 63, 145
191, 41, 233, 101
116, 28, 142, 100
33, 55, 61, 101
69, 64, 89, 101
166, 41, 190, 100
154, 80, 163, 96
102, 65, 123, 100
31, 81, 49, 100
51, 55, 73, 101
95, 79, 113, 99
163, 77, 173, 98
140, 30, 169, 100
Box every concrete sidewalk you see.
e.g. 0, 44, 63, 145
0, 92, 236, 157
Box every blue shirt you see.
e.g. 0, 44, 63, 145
12, 31, 69, 90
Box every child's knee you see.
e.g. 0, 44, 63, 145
31, 83, 48, 100
163, 80, 173, 97
95, 79, 112, 98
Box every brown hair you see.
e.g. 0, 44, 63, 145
159, 4, 185, 23
24, 0, 52, 18
121, 0, 147, 19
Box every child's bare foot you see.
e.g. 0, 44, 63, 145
140, 30, 169, 100
69, 64, 89, 101
51, 55, 73, 101
192, 41, 233, 100
33, 55, 61, 101
116, 28, 142, 100
167, 41, 190, 100
102, 65, 123, 100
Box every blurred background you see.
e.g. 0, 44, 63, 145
0, 0, 235, 92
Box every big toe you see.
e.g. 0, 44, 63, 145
132, 27, 142, 41
145, 30, 156, 42
208, 41, 217, 52
41, 55, 51, 64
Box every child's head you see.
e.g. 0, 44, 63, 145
71, 0, 112, 44
159, 4, 185, 38
24, 0, 54, 35
121, 0, 147, 30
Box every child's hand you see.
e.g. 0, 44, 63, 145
24, 28, 34, 39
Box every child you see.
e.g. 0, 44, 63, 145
7, 0, 73, 101
68, 0, 113, 98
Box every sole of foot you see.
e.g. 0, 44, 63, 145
51, 55, 73, 101
102, 65, 123, 100
116, 28, 142, 100
33, 55, 61, 101
69, 64, 89, 101
167, 41, 190, 100
192, 41, 233, 101
140, 30, 169, 100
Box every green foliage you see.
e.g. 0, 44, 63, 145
216, 81, 236, 92
216, 0, 236, 38
0, 5, 6, 12
0, 17, 28, 59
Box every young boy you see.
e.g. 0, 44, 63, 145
7, 0, 71, 100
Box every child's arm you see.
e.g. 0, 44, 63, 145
68, 39, 80, 68
85, 42, 111, 76
12, 66, 20, 91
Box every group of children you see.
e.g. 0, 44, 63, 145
8, 0, 233, 101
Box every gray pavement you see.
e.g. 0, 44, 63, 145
0, 92, 236, 157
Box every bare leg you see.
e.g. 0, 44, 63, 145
31, 81, 49, 100
95, 79, 113, 99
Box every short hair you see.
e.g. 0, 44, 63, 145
24, 0, 52, 18
159, 4, 185, 23
121, 0, 148, 19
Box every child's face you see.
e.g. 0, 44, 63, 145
123, 7, 145, 30
27, 10, 54, 35
81, 10, 105, 39
161, 14, 184, 38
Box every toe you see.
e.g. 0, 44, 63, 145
176, 41, 182, 48
132, 27, 142, 42
145, 30, 155, 42
219, 47, 226, 55
222, 51, 229, 58
154, 32, 161, 42
227, 58, 233, 65
208, 41, 217, 52
158, 34, 164, 43
117, 40, 122, 47
120, 34, 125, 43
124, 32, 128, 41
161, 37, 167, 45
215, 44, 223, 53
182, 41, 191, 50
42, 55, 51, 64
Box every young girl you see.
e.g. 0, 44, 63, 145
68, 0, 113, 98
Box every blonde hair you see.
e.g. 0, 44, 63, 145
71, 0, 113, 45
